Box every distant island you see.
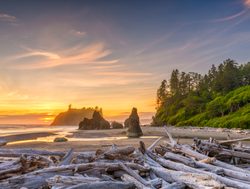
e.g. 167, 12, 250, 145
50, 105, 102, 126
153, 59, 250, 129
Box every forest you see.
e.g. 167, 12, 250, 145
153, 59, 250, 128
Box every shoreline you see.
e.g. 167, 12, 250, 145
0, 126, 249, 152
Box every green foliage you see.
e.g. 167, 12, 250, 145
156, 80, 168, 108
205, 104, 250, 129
168, 108, 186, 125
153, 59, 250, 129
207, 97, 226, 117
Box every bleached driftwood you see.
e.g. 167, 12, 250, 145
59, 148, 74, 166
64, 181, 135, 189
219, 136, 250, 144
0, 127, 250, 189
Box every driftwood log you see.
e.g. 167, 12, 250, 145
0, 126, 250, 188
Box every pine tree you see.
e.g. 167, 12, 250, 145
170, 69, 180, 95
156, 80, 168, 108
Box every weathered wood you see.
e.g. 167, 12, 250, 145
47, 175, 101, 187
120, 163, 155, 188
164, 152, 196, 167
161, 182, 186, 189
59, 148, 74, 166
0, 172, 72, 189
103, 146, 135, 160
147, 137, 163, 151
0, 129, 250, 189
163, 126, 250, 175
164, 151, 250, 182
0, 155, 52, 180
163, 126, 176, 146
195, 140, 250, 160
152, 167, 223, 189
142, 140, 250, 189
66, 181, 135, 189
121, 174, 151, 189
219, 137, 250, 145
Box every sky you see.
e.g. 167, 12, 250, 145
0, 0, 250, 124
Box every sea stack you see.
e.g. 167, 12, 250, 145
79, 110, 110, 130
126, 107, 143, 138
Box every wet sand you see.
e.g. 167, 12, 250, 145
1, 126, 249, 152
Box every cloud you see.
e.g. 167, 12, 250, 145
207, 0, 250, 23
12, 49, 61, 60
211, 9, 247, 23
66, 43, 111, 62
95, 71, 152, 76
0, 13, 17, 22
9, 42, 116, 69
70, 29, 86, 37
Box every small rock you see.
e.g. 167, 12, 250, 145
54, 137, 68, 142
111, 121, 123, 129
79, 111, 110, 130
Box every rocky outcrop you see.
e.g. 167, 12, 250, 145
124, 118, 130, 128
126, 108, 143, 138
79, 111, 110, 130
111, 121, 123, 129
51, 105, 95, 126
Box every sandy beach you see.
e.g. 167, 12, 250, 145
1, 125, 250, 152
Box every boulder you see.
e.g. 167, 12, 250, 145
111, 121, 123, 129
54, 137, 68, 142
99, 120, 110, 129
79, 111, 111, 130
126, 108, 143, 138
79, 118, 92, 130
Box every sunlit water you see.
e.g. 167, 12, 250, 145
0, 125, 159, 145
0, 125, 76, 136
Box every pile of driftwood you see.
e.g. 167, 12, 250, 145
0, 127, 250, 189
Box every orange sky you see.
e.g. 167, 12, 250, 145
0, 92, 156, 124
1, 0, 250, 124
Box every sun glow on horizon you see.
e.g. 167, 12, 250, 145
0, 99, 156, 124
1, 0, 250, 125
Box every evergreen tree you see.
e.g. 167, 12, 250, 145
156, 80, 168, 108
153, 59, 250, 128
170, 69, 180, 95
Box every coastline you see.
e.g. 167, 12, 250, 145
1, 125, 249, 152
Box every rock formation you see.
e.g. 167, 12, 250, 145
111, 121, 123, 129
124, 118, 130, 128
126, 108, 143, 137
79, 111, 110, 130
51, 105, 96, 126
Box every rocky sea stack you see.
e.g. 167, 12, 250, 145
111, 121, 123, 129
79, 111, 110, 130
50, 105, 95, 126
126, 108, 143, 138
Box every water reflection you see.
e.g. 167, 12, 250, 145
2, 125, 159, 145
8, 134, 159, 145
